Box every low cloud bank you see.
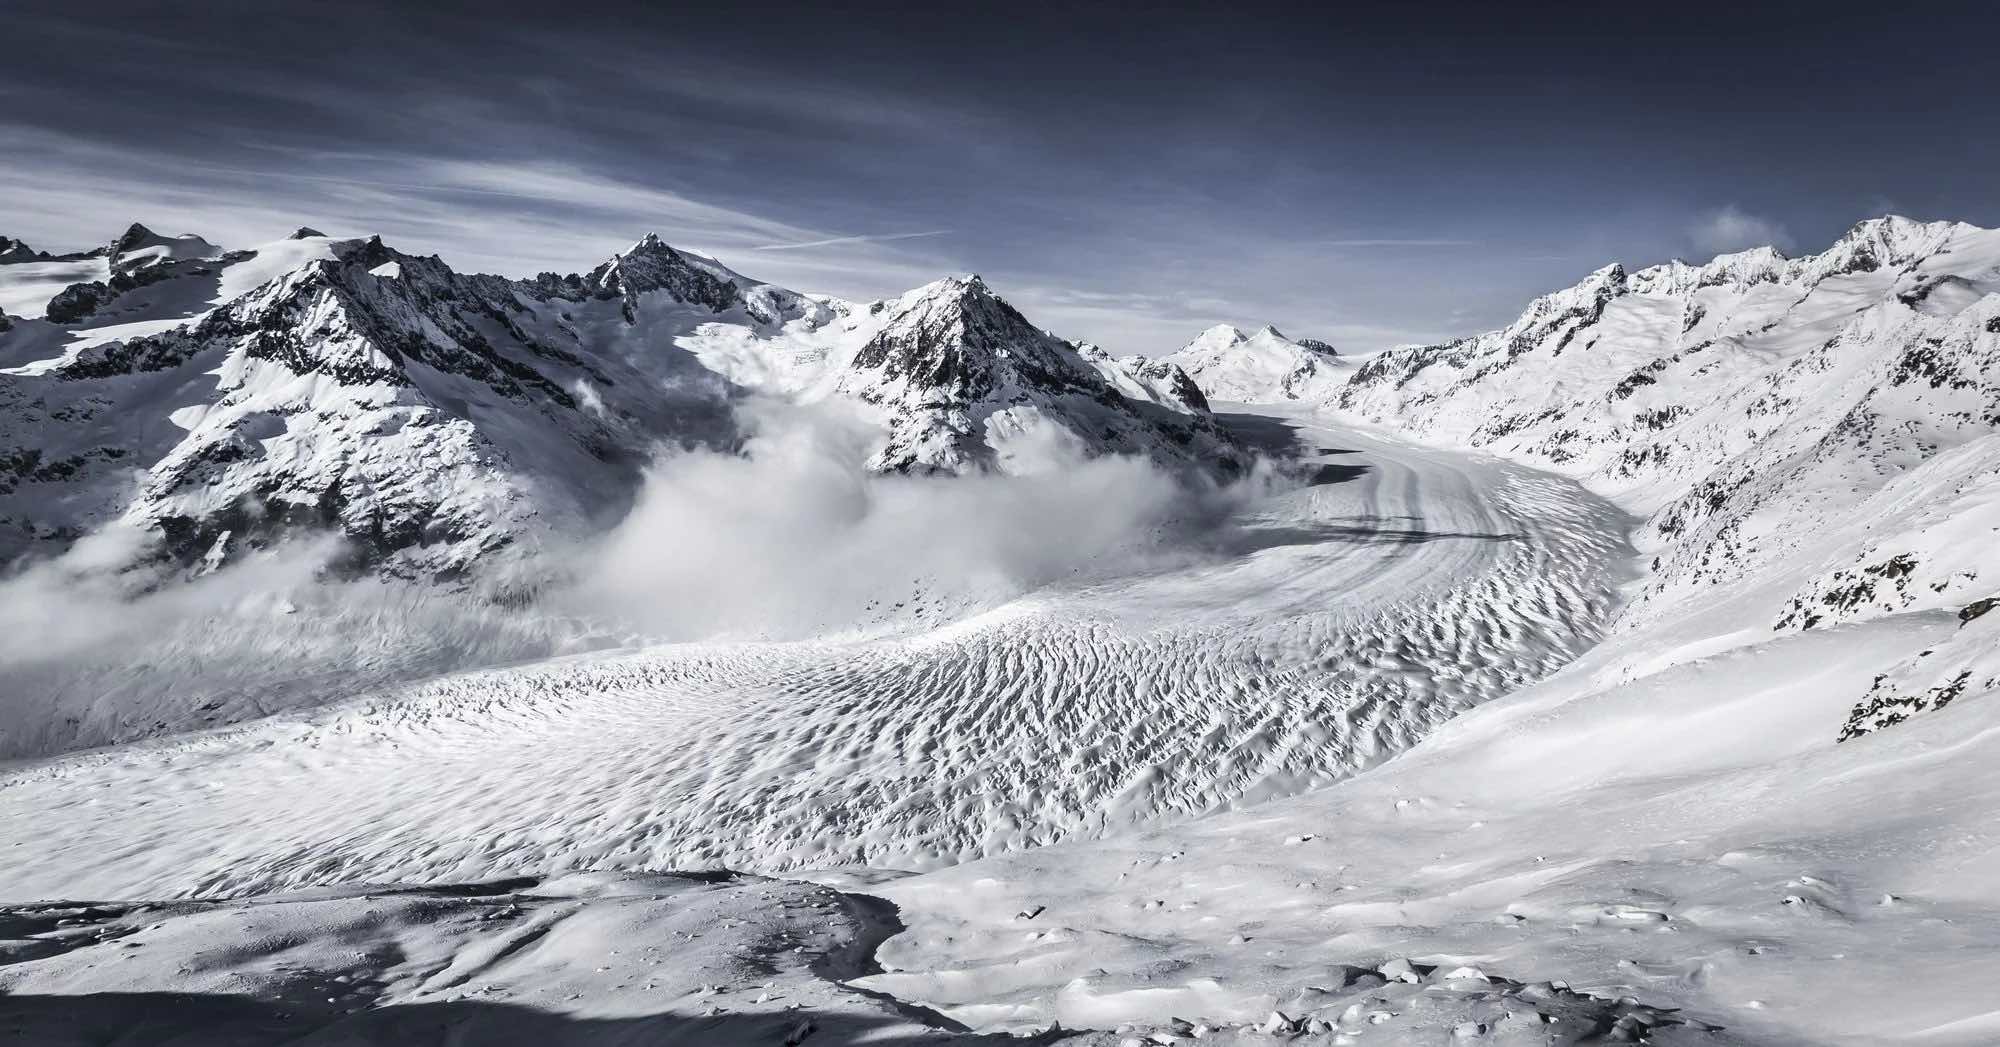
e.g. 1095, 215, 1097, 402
0, 400, 1281, 757
0, 530, 601, 759
564, 401, 1278, 640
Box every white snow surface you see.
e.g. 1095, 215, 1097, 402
6, 216, 2000, 1045
1164, 323, 1354, 402
0, 409, 1628, 897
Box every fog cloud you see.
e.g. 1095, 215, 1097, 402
0, 400, 1282, 757
565, 400, 1276, 640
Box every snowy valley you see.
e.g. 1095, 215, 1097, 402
2, 215, 1999, 1046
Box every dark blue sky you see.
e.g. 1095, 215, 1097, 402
5, 1, 1997, 352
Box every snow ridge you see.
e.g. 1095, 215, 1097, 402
1333, 214, 2000, 736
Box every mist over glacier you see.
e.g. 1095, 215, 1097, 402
0, 396, 1286, 757
563, 398, 1285, 641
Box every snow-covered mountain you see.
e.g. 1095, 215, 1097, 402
9, 215, 2000, 1047
1163, 322, 1348, 402
829, 276, 1240, 474
1333, 216, 2000, 736
0, 225, 1246, 580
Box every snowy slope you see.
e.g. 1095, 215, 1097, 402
1334, 216, 2000, 735
871, 574, 2000, 1045
1164, 323, 1351, 402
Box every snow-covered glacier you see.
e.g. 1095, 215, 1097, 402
4, 216, 2000, 1046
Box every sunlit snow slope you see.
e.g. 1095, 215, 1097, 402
0, 407, 1628, 899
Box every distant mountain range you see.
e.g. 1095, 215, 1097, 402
1, 226, 1240, 581
7, 214, 1998, 742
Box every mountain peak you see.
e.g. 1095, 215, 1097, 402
0, 235, 41, 263
288, 226, 327, 240
1831, 214, 1964, 266
1252, 323, 1288, 340
585, 235, 739, 315
625, 232, 673, 255
915, 273, 989, 295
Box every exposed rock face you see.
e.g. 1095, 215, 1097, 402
1, 235, 741, 579
836, 276, 1244, 476
2, 232, 1246, 579
0, 236, 44, 264
565, 233, 741, 321
42, 280, 115, 324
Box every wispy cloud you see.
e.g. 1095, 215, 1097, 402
0, 125, 961, 300
1687, 205, 1793, 256
751, 230, 952, 251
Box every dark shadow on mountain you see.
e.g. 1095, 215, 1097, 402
1214, 410, 1364, 458
0, 993, 1069, 1046
1212, 411, 1369, 487
1217, 521, 1523, 556
1300, 461, 1371, 485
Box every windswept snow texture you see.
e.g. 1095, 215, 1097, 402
1164, 323, 1352, 403
868, 582, 2000, 1045
0, 408, 1628, 898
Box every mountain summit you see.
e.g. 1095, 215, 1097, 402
1163, 322, 1348, 402
835, 275, 1242, 474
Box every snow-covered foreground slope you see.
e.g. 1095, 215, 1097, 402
0, 872, 1021, 1046
838, 221, 2000, 1046
868, 587, 2000, 1045
0, 409, 1627, 897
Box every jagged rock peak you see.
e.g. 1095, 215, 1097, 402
1296, 337, 1339, 356
112, 222, 159, 252
903, 273, 992, 302
0, 235, 43, 262
583, 234, 739, 315
879, 274, 1023, 330
289, 226, 327, 239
